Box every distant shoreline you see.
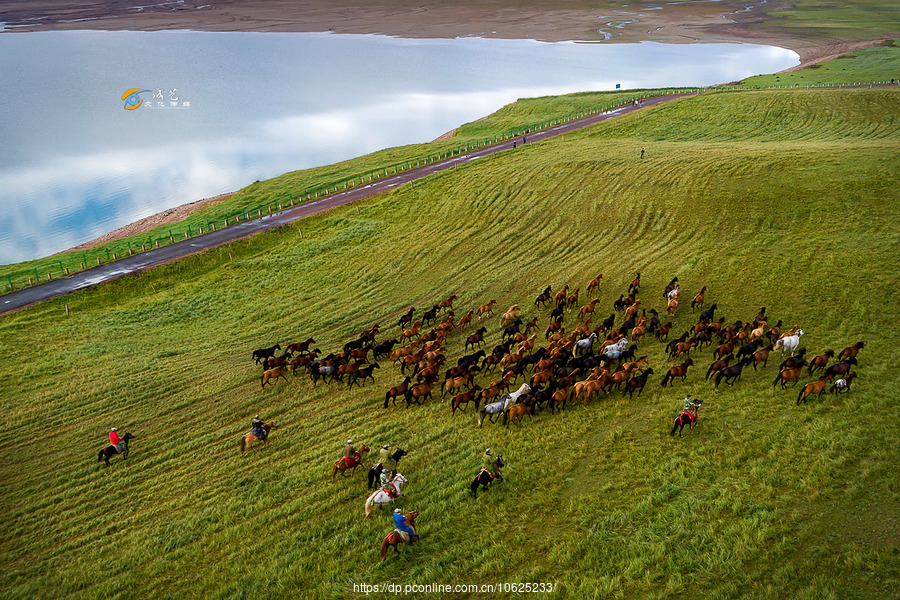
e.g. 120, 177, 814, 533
8, 0, 876, 256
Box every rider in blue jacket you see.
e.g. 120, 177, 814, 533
393, 508, 416, 541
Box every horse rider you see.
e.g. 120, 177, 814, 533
682, 395, 701, 416
251, 415, 266, 440
109, 427, 125, 453
379, 443, 398, 477
344, 439, 357, 466
379, 466, 393, 490
482, 448, 502, 482
393, 508, 416, 542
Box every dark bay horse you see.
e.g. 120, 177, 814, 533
97, 432, 134, 466
670, 399, 703, 437
471, 456, 504, 498
380, 510, 419, 561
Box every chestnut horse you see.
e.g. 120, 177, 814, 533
331, 444, 369, 481
240, 421, 279, 454
380, 510, 420, 561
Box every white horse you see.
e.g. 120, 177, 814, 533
477, 383, 531, 427
574, 332, 598, 355
774, 329, 804, 357
601, 338, 629, 360
365, 473, 408, 517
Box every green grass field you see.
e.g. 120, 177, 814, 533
1, 83, 899, 598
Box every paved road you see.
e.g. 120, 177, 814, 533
1, 92, 694, 315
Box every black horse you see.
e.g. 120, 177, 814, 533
97, 432, 134, 466
367, 448, 408, 489
623, 368, 654, 398
471, 456, 504, 499
252, 343, 281, 364
670, 399, 703, 437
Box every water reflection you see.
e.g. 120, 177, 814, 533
0, 32, 798, 263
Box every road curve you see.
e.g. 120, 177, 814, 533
1, 92, 694, 315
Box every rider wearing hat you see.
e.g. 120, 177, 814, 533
378, 443, 397, 477
343, 439, 357, 467
482, 448, 502, 482
683, 395, 700, 413
109, 428, 124, 453
251, 415, 266, 440
392, 508, 416, 542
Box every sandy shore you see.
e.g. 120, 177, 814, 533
8, 0, 875, 253
3, 0, 851, 62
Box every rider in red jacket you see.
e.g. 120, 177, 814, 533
109, 428, 124, 453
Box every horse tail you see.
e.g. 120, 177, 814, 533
384, 391, 391, 409
772, 372, 782, 389
470, 477, 479, 498
670, 418, 679, 437
240, 435, 246, 454
502, 409, 509, 427
331, 462, 339, 482
97, 449, 104, 462
714, 371, 724, 388
364, 494, 374, 517
661, 372, 671, 387
797, 386, 807, 405
477, 408, 485, 427
380, 534, 392, 561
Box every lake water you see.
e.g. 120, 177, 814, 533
0, 31, 798, 264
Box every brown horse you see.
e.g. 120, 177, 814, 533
838, 341, 865, 361
240, 421, 279, 454
380, 510, 420, 561
578, 298, 601, 321
503, 399, 533, 427
587, 272, 603, 294
451, 385, 482, 415
477, 299, 497, 318
660, 358, 693, 387
261, 366, 288, 388
797, 374, 833, 404
690, 286, 707, 310
331, 444, 370, 481
286, 338, 315, 354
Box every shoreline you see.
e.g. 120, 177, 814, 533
6, 1, 879, 256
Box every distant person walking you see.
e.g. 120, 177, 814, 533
640, 147, 645, 159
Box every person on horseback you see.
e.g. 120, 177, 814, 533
250, 415, 266, 440
482, 448, 502, 482
344, 439, 358, 467
109, 427, 125, 453
392, 508, 416, 542
379, 467, 393, 489
682, 394, 701, 414
379, 443, 398, 477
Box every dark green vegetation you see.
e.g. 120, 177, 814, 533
1, 84, 899, 599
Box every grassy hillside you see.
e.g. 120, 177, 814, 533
1, 87, 898, 599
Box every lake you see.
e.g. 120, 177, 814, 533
0, 31, 799, 264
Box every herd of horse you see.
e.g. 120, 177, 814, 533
97, 272, 867, 564
247, 274, 865, 442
